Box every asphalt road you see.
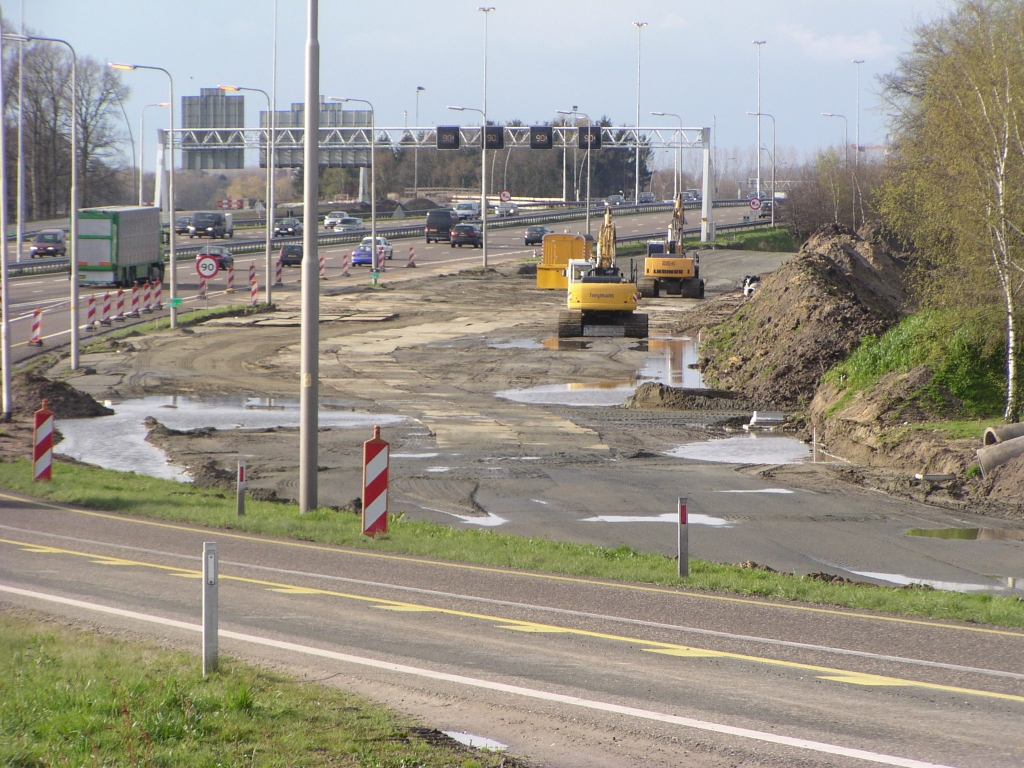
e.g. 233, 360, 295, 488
3, 205, 755, 364
1, 492, 1021, 768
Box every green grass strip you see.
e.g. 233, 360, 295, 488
1, 458, 1022, 628
0, 613, 508, 768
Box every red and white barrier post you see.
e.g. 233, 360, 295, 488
85, 294, 96, 331
677, 496, 688, 578
114, 288, 125, 321
361, 425, 390, 536
226, 264, 235, 293
100, 292, 112, 326
128, 284, 140, 318
249, 263, 258, 306
236, 461, 246, 517
28, 308, 43, 345
142, 281, 153, 313
341, 253, 351, 277
275, 259, 283, 285
318, 252, 326, 280
153, 280, 163, 310
406, 244, 417, 268
33, 400, 54, 482
198, 278, 207, 300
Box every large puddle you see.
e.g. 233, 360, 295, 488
56, 396, 403, 482
666, 435, 810, 465
907, 527, 1024, 541
496, 338, 703, 406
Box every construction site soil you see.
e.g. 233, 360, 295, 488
3, 226, 1022, 522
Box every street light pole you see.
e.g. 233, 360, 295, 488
414, 86, 425, 198
220, 86, 274, 304
747, 111, 776, 227
752, 40, 766, 199
632, 21, 647, 203
331, 97, 376, 270
139, 103, 169, 206
651, 111, 682, 199
558, 109, 593, 236
479, 6, 494, 268
1, 33, 10, 418
822, 112, 853, 226
853, 59, 864, 167
109, 61, 177, 330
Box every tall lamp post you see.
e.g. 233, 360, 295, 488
632, 21, 647, 203
752, 40, 766, 199
853, 59, 864, 167
220, 85, 275, 304
414, 86, 425, 198
109, 61, 177, 330
822, 112, 854, 227
557, 109, 593, 237
330, 98, 377, 270
139, 102, 169, 205
0, 33, 10, 417
651, 111, 682, 199
8, 35, 78, 369
746, 111, 775, 227
449, 105, 489, 267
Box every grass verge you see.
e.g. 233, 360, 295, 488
1, 458, 1022, 628
79, 304, 271, 354
0, 613, 511, 768
683, 225, 800, 252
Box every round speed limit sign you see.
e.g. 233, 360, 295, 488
499, 189, 512, 203
196, 256, 220, 279
749, 197, 762, 211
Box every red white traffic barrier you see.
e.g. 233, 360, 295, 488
318, 252, 326, 280
153, 280, 163, 310
100, 292, 112, 326
361, 425, 390, 536
377, 246, 386, 272
142, 281, 153, 313
226, 264, 235, 292
33, 400, 54, 482
114, 289, 125, 321
198, 278, 207, 299
341, 253, 351, 276
406, 244, 417, 268
86, 294, 96, 331
275, 259, 283, 285
28, 308, 43, 345
128, 284, 140, 318
249, 263, 258, 305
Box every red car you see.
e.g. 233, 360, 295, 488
195, 245, 234, 269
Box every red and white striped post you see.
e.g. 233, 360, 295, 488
249, 263, 258, 306
28, 308, 43, 345
226, 264, 235, 293
141, 281, 153, 313
128, 284, 140, 318
85, 295, 96, 331
274, 259, 283, 285
198, 278, 207, 300
318, 252, 326, 280
341, 253, 351, 277
32, 400, 54, 482
677, 496, 689, 578
236, 461, 246, 517
114, 288, 125, 321
153, 280, 163, 310
361, 425, 390, 536
100, 292, 112, 326
377, 245, 386, 272
406, 244, 417, 268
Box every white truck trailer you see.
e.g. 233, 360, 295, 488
77, 206, 165, 287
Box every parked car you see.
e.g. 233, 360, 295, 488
29, 229, 66, 258
352, 237, 394, 266
424, 209, 459, 243
605, 194, 626, 206
279, 243, 303, 266
524, 225, 553, 246
195, 245, 233, 270
274, 217, 303, 237
189, 211, 229, 239
332, 217, 365, 233
495, 202, 519, 217
174, 215, 192, 235
323, 211, 348, 229
637, 192, 656, 203
450, 223, 483, 248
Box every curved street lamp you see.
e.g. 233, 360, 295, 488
558, 109, 594, 237
747, 111, 776, 227
651, 111, 682, 199
449, 105, 489, 266
329, 97, 378, 271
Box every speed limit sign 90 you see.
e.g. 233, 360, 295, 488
196, 256, 219, 279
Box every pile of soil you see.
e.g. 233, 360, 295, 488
622, 382, 750, 411
11, 372, 113, 419
696, 223, 907, 408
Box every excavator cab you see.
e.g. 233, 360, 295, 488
637, 194, 704, 299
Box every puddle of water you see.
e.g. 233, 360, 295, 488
907, 527, 1024, 542
846, 569, 1019, 594
582, 512, 732, 526
495, 337, 703, 406
442, 732, 507, 751
426, 466, 451, 473
391, 453, 440, 459
666, 435, 810, 465
56, 396, 404, 481
487, 338, 545, 350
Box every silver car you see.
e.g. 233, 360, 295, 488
333, 217, 365, 232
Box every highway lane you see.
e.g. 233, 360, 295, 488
0, 492, 1021, 768
3, 206, 757, 364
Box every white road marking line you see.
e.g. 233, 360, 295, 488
582, 512, 732, 526
716, 489, 794, 494
0, 583, 961, 768
420, 506, 508, 527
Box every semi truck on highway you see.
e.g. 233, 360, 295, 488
77, 206, 165, 287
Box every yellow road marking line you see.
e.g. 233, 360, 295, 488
4, 535, 1023, 704
2, 491, 1023, 638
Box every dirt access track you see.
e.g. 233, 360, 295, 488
42, 250, 1023, 586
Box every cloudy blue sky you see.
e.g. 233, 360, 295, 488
25, 0, 952, 172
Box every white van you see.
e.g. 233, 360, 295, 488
453, 201, 481, 220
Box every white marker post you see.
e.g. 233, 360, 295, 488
678, 497, 688, 578
236, 461, 246, 517
202, 542, 218, 675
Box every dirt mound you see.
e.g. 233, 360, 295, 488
12, 372, 113, 419
622, 382, 749, 410
698, 224, 906, 407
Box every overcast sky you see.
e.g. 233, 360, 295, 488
26, 0, 951, 173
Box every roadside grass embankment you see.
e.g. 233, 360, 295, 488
1, 459, 1021, 628
0, 613, 510, 768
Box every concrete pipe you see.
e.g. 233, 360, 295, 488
982, 422, 1024, 445
977, 434, 1024, 477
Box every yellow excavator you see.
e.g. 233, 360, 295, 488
557, 206, 649, 338
637, 194, 704, 299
